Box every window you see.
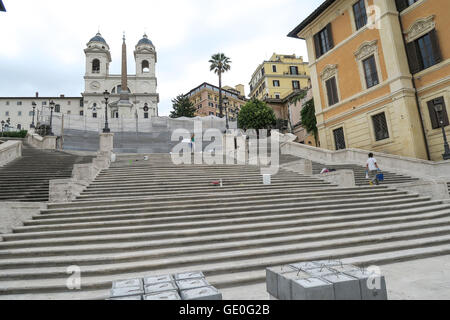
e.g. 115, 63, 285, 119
372, 112, 390, 141
353, 0, 367, 30
273, 80, 280, 87
275, 93, 281, 99
261, 67, 265, 76
142, 60, 150, 73
55, 105, 60, 113
427, 97, 448, 129
272, 65, 277, 72
29, 111, 34, 116
325, 77, 339, 106
292, 81, 300, 90
92, 59, 100, 73
42, 101, 47, 106
144, 112, 149, 119
67, 111, 71, 115
333, 127, 346, 150
18, 111, 22, 116
92, 112, 97, 118
67, 101, 71, 105
314, 23, 334, 58
290, 66, 299, 75
395, 0, 419, 11
5, 111, 9, 116
80, 111, 84, 116
17, 101, 22, 106
5, 101, 9, 106
17, 124, 21, 130
363, 55, 379, 88
80, 100, 84, 107
406, 30, 442, 73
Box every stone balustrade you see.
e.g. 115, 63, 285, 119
26, 130, 57, 150
0, 140, 22, 167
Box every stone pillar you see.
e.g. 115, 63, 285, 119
42, 136, 57, 150
99, 132, 114, 152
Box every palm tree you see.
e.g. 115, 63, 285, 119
209, 53, 231, 118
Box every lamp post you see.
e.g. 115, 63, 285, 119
223, 96, 229, 130
103, 90, 110, 133
49, 100, 55, 136
434, 104, 450, 160
31, 102, 36, 128
1, 120, 4, 137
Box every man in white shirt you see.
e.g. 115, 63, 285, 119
366, 153, 380, 185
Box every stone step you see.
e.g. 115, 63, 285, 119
27, 193, 422, 225
0, 198, 439, 249
4, 203, 449, 260
1, 235, 450, 295
33, 190, 410, 222
14, 194, 431, 233
3, 214, 450, 269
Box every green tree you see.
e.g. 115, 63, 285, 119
300, 98, 318, 145
209, 53, 231, 118
169, 95, 197, 118
237, 98, 276, 130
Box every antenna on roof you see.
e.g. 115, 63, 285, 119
0, 0, 6, 12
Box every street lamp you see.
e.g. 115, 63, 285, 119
1, 120, 4, 137
31, 102, 36, 128
49, 100, 55, 136
223, 96, 229, 130
434, 103, 450, 160
103, 90, 111, 133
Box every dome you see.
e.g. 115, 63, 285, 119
137, 34, 154, 46
89, 32, 107, 44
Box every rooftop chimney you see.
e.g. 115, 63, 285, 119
35, 92, 39, 98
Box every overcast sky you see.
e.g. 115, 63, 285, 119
0, 0, 321, 116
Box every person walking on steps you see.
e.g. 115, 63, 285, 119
366, 153, 381, 185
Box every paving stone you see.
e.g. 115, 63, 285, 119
144, 281, 178, 294
344, 269, 387, 300
180, 286, 223, 300
108, 295, 142, 300
291, 277, 335, 300
143, 274, 173, 285
144, 290, 181, 300
110, 286, 144, 298
265, 265, 296, 298
176, 278, 210, 291
278, 270, 311, 300
174, 271, 205, 281
322, 273, 361, 300
112, 278, 143, 289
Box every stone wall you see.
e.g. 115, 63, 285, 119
0, 140, 22, 167
27, 131, 57, 150
0, 202, 46, 236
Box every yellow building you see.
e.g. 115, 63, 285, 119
288, 0, 450, 161
249, 53, 310, 101
185, 83, 247, 121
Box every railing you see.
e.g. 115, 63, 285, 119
0, 140, 22, 166
281, 141, 450, 180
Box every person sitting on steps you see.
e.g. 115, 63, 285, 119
366, 153, 381, 186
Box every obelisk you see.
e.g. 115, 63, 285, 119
117, 32, 133, 109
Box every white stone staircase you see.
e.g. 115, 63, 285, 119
1, 154, 450, 299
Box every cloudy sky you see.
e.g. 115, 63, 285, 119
0, 0, 322, 116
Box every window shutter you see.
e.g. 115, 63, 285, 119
326, 23, 334, 49
326, 80, 333, 106
395, 0, 408, 12
406, 41, 421, 74
428, 100, 440, 129
331, 77, 338, 104
314, 33, 321, 58
435, 97, 449, 126
429, 29, 443, 64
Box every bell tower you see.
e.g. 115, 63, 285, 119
84, 32, 111, 78
134, 34, 156, 78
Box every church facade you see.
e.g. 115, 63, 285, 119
0, 32, 159, 131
